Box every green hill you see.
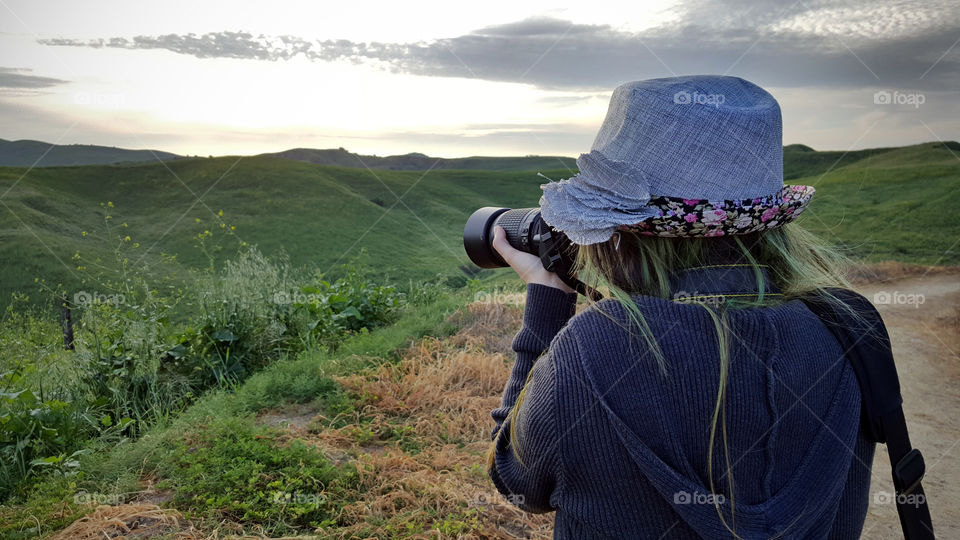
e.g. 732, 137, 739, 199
797, 141, 960, 265
262, 147, 578, 172
782, 144, 893, 180
0, 142, 957, 305
0, 155, 558, 304
0, 139, 182, 167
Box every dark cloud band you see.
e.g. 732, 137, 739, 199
0, 67, 69, 89
35, 8, 960, 92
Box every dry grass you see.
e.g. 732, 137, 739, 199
296, 300, 554, 539
48, 503, 202, 540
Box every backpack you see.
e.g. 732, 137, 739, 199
800, 288, 934, 539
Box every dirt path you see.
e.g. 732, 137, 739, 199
852, 269, 960, 538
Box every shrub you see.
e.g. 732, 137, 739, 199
1, 235, 403, 501
291, 260, 401, 349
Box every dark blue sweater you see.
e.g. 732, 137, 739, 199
489, 264, 875, 539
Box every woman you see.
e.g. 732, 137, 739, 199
485, 75, 876, 539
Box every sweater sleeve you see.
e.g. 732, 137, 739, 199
488, 283, 578, 514
490, 283, 578, 440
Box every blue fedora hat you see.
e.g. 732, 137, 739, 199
539, 75, 815, 245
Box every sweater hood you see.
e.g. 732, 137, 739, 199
579, 337, 862, 538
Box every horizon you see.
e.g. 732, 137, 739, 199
1, 136, 957, 162
1, 0, 958, 158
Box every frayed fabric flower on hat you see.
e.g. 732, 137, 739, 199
537, 75, 815, 245
540, 150, 662, 245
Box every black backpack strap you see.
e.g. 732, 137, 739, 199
801, 288, 934, 539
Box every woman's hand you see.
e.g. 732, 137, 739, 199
492, 225, 575, 294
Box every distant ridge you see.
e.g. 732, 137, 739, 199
5, 138, 960, 175
0, 139, 182, 167
259, 147, 577, 172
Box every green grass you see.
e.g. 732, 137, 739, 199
157, 416, 357, 534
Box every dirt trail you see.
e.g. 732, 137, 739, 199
852, 270, 960, 538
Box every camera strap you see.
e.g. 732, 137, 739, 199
801, 288, 933, 540
536, 221, 603, 301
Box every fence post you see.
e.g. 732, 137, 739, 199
60, 295, 75, 351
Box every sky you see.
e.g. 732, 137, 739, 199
0, 0, 958, 158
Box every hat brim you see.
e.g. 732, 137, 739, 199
616, 184, 815, 238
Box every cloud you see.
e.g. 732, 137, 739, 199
37, 32, 313, 61
32, 1, 960, 93
0, 67, 69, 89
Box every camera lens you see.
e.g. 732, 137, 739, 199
463, 207, 542, 268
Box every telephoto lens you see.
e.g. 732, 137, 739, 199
463, 206, 600, 300
462, 207, 544, 268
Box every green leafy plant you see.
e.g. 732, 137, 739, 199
293, 259, 401, 349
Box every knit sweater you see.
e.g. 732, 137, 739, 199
488, 264, 876, 539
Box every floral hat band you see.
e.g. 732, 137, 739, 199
537, 75, 815, 245
617, 184, 814, 238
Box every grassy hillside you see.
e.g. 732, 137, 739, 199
798, 141, 960, 264
0, 139, 181, 167
782, 143, 892, 180
0, 142, 957, 308
0, 155, 556, 305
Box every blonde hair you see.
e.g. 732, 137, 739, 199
487, 222, 862, 537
